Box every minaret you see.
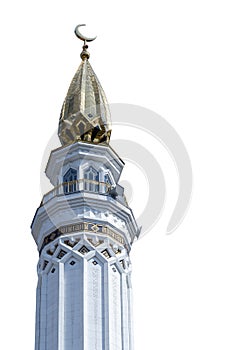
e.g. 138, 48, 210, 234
31, 25, 139, 350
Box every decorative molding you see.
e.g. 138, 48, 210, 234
40, 221, 125, 254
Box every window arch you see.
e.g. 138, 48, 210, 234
104, 173, 112, 192
84, 166, 99, 192
104, 173, 112, 185
63, 168, 77, 194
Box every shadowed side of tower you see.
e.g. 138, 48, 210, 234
31, 26, 139, 350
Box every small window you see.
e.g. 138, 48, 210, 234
63, 168, 77, 194
104, 174, 111, 185
104, 174, 112, 192
84, 167, 99, 192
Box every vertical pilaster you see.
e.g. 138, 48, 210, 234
104, 262, 110, 350
35, 277, 41, 350
83, 257, 88, 350
38, 273, 47, 350
127, 273, 134, 350
34, 236, 136, 350
58, 262, 64, 350
121, 273, 129, 350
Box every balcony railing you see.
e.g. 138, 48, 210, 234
42, 179, 112, 205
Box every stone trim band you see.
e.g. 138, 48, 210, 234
40, 221, 125, 254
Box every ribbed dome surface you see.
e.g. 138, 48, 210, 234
58, 59, 111, 145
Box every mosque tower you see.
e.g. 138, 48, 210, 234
31, 25, 140, 350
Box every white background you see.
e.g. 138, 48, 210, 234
0, 1, 233, 349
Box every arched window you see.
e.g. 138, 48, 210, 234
84, 167, 99, 192
104, 173, 112, 192
63, 168, 77, 194
104, 174, 111, 184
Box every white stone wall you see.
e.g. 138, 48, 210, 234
85, 258, 103, 349
109, 264, 122, 349
35, 235, 133, 350
32, 142, 139, 350
64, 256, 83, 349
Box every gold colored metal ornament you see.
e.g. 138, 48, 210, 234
74, 24, 97, 43
58, 26, 112, 146
74, 24, 97, 60
91, 224, 100, 233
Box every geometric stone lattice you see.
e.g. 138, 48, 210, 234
102, 249, 111, 259
42, 260, 48, 270
64, 239, 80, 248
88, 238, 104, 247
57, 249, 67, 259
78, 245, 90, 255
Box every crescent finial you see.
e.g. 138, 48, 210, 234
74, 24, 97, 42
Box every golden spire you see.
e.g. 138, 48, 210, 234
58, 25, 111, 146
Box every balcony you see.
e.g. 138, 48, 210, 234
42, 179, 112, 205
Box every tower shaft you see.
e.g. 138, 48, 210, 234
31, 28, 139, 350
35, 232, 133, 350
32, 142, 138, 350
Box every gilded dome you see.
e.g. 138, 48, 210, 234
58, 57, 111, 146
